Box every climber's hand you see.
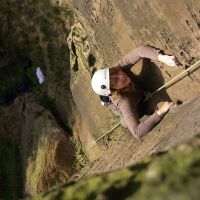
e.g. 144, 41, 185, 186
156, 101, 174, 117
158, 54, 181, 66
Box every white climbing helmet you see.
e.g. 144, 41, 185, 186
91, 68, 111, 96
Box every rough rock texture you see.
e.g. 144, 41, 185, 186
72, 0, 200, 78
70, 96, 200, 180
70, 0, 200, 101
67, 22, 120, 160
67, 0, 200, 160
1, 0, 200, 199
0, 96, 75, 198
29, 136, 200, 200
20, 98, 74, 195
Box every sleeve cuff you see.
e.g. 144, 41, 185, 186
153, 112, 162, 123
154, 49, 162, 60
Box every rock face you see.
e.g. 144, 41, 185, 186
20, 100, 74, 195
1, 0, 200, 199
29, 136, 200, 200
74, 1, 200, 55
69, 0, 200, 100
70, 96, 200, 179
28, 96, 200, 200
0, 96, 74, 197
67, 22, 119, 160
67, 0, 200, 160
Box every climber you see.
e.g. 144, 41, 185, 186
91, 45, 180, 139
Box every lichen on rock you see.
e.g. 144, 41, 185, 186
20, 101, 74, 195
29, 136, 200, 200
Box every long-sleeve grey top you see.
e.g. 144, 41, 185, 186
111, 45, 162, 139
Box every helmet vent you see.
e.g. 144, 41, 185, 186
101, 85, 106, 89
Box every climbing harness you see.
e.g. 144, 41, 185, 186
91, 59, 200, 147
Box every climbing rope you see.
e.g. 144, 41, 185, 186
143, 59, 200, 102
92, 59, 200, 146
95, 121, 121, 143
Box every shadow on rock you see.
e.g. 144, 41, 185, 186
136, 58, 172, 113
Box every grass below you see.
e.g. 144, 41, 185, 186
0, 0, 74, 96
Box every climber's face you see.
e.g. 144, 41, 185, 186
110, 70, 131, 90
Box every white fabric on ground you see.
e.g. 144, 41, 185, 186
36, 67, 45, 84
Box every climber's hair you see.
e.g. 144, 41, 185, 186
109, 67, 133, 100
